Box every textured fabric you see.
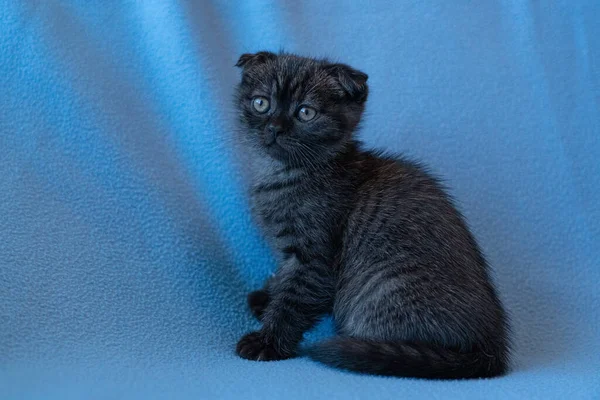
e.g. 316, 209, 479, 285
1, 1, 599, 399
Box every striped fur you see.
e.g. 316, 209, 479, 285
234, 52, 510, 379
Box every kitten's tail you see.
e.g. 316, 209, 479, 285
306, 337, 508, 379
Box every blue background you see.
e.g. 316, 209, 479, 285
1, 1, 599, 399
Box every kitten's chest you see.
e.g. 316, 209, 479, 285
249, 167, 333, 246
251, 177, 315, 229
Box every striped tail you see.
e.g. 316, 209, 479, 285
306, 337, 508, 379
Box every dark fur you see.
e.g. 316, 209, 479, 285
234, 51, 510, 379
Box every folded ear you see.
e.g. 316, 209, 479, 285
235, 51, 277, 68
325, 63, 369, 103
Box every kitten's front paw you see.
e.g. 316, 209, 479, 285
236, 332, 289, 361
247, 290, 270, 321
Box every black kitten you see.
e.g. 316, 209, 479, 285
234, 51, 510, 379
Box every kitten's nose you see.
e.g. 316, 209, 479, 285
268, 122, 284, 136
266, 120, 285, 145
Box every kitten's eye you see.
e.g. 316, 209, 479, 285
297, 106, 317, 122
252, 96, 270, 113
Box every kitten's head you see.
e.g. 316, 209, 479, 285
235, 51, 368, 165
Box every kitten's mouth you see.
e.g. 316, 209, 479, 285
263, 140, 289, 160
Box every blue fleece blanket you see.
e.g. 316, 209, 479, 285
1, 1, 599, 399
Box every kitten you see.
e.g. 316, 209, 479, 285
233, 51, 510, 379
